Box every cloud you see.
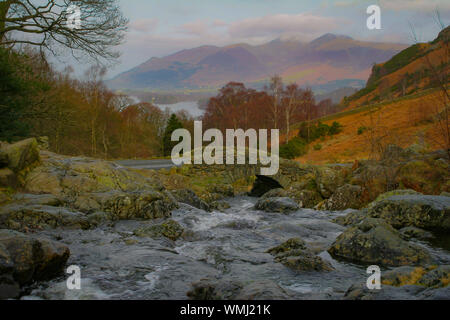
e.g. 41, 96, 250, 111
129, 18, 159, 33
228, 13, 343, 41
379, 0, 450, 12
178, 20, 209, 36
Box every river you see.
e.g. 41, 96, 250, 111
21, 196, 450, 300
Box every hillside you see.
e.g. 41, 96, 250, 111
107, 34, 406, 90
344, 26, 449, 108
295, 27, 449, 164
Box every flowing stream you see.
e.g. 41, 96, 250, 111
22, 197, 450, 300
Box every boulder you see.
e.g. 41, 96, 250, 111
399, 226, 433, 240
171, 189, 210, 211
209, 200, 231, 212
25, 151, 162, 196
267, 238, 333, 272
344, 265, 450, 300
0, 229, 70, 299
134, 219, 184, 241
328, 218, 431, 267
36, 136, 49, 150
235, 280, 294, 300
0, 203, 91, 232
366, 189, 421, 209
1, 138, 40, 173
261, 188, 287, 199
367, 195, 450, 231
286, 189, 323, 209
187, 278, 293, 300
0, 168, 17, 188
315, 166, 347, 198
332, 210, 366, 226
323, 184, 363, 210
255, 197, 299, 213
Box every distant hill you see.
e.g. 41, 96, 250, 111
315, 87, 358, 104
107, 34, 407, 90
344, 26, 449, 109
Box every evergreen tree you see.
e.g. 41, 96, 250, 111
0, 48, 31, 141
162, 114, 183, 156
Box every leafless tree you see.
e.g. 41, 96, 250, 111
0, 0, 128, 63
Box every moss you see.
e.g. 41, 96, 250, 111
398, 159, 448, 194
382, 267, 427, 286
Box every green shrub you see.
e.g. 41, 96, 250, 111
328, 121, 343, 135
313, 143, 322, 151
357, 126, 368, 135
280, 137, 308, 159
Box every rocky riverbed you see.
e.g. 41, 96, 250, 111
0, 138, 449, 300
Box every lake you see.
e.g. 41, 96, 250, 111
156, 101, 204, 118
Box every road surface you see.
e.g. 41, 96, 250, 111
115, 159, 178, 170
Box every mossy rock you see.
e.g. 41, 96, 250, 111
398, 159, 449, 194
134, 219, 184, 241
268, 238, 333, 272
328, 218, 432, 267
367, 189, 421, 209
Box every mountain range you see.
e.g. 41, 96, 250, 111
107, 34, 408, 91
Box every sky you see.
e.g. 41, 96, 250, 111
67, 0, 450, 78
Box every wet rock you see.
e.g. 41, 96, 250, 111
261, 188, 287, 199
345, 265, 450, 300
416, 265, 450, 288
323, 184, 363, 210
187, 278, 293, 300
332, 210, 366, 226
249, 175, 284, 197
344, 282, 425, 300
328, 218, 432, 267
209, 200, 231, 212
171, 189, 210, 211
0, 203, 91, 231
367, 195, 450, 231
208, 184, 234, 197
0, 229, 70, 299
187, 279, 242, 300
134, 219, 184, 241
268, 238, 333, 272
74, 190, 177, 220
400, 226, 433, 240
235, 280, 293, 300
286, 189, 323, 209
315, 166, 347, 198
254, 197, 299, 213
367, 189, 421, 209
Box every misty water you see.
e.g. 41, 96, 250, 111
157, 101, 204, 118
22, 197, 450, 300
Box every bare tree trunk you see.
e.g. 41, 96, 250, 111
0, 1, 12, 41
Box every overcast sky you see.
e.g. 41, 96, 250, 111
64, 0, 450, 78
